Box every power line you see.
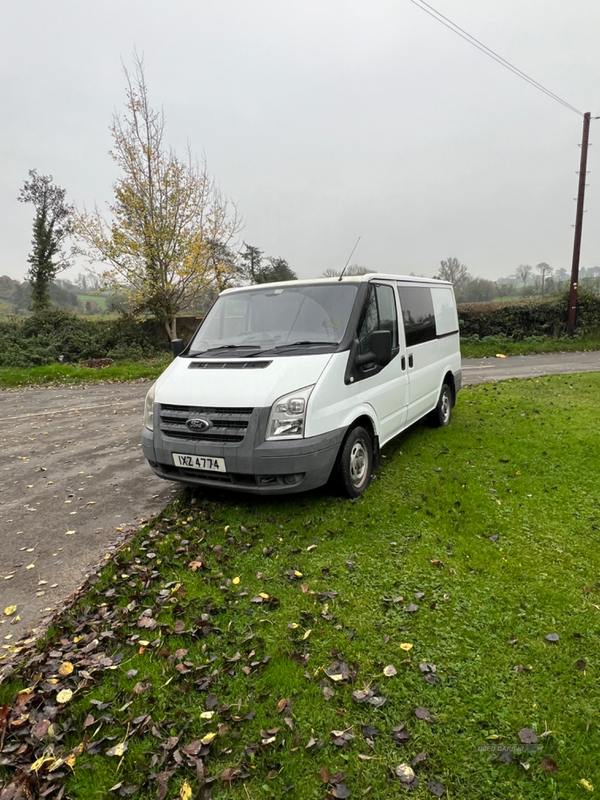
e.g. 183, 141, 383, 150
407, 0, 583, 117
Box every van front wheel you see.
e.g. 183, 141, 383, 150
429, 383, 452, 427
336, 426, 373, 497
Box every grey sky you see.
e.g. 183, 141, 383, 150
1, 0, 599, 283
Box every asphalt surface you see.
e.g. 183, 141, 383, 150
0, 383, 176, 647
1, 350, 599, 649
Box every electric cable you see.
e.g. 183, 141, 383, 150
408, 0, 583, 116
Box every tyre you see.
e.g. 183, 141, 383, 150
429, 383, 452, 427
335, 425, 373, 498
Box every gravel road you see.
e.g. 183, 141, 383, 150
0, 382, 176, 647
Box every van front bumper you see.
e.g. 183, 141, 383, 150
141, 412, 345, 495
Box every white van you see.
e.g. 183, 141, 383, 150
141, 274, 461, 497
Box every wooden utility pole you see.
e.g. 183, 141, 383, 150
567, 112, 591, 336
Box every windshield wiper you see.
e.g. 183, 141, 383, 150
188, 344, 262, 357
252, 340, 338, 356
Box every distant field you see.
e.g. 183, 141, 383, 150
77, 294, 109, 310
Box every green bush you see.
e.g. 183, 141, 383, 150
0, 310, 170, 367
458, 290, 600, 339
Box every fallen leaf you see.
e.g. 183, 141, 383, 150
580, 779, 594, 792
414, 707, 432, 720
545, 633, 559, 642
232, 576, 240, 585
3, 605, 17, 616
400, 642, 413, 651
383, 665, 397, 677
541, 757, 558, 773
106, 741, 128, 757
180, 780, 192, 800
428, 780, 445, 797
58, 661, 74, 676
518, 728, 538, 744
395, 764, 415, 782
56, 689, 73, 704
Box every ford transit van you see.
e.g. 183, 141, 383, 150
141, 274, 461, 497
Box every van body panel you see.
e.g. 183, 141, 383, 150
155, 353, 332, 409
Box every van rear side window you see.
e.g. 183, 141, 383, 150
398, 286, 436, 346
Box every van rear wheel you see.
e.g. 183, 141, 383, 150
429, 382, 452, 427
335, 426, 373, 498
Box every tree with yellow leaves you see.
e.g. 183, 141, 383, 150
76, 55, 242, 339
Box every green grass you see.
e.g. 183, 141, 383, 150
2, 375, 600, 799
461, 333, 600, 358
77, 294, 109, 311
0, 356, 171, 387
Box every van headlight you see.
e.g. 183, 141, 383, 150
267, 385, 314, 440
144, 383, 156, 430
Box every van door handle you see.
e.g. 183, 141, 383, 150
401, 356, 406, 370
408, 354, 414, 368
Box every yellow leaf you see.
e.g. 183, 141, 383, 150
580, 779, 594, 792
180, 780, 192, 800
486, 734, 500, 740
259, 592, 270, 600
200, 732, 217, 745
200, 711, 214, 720
56, 689, 73, 704
58, 662, 74, 676
4, 605, 17, 617
400, 642, 413, 651
495, 353, 507, 358
232, 577, 240, 585
302, 629, 312, 640
26, 564, 35, 570
30, 754, 57, 773
63, 752, 77, 768
294, 570, 303, 577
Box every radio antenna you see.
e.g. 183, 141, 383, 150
338, 236, 361, 281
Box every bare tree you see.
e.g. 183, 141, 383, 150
75, 55, 242, 339
535, 262, 553, 296
322, 264, 374, 277
516, 264, 532, 287
437, 257, 470, 287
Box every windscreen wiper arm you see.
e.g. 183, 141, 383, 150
251, 340, 338, 356
188, 344, 263, 356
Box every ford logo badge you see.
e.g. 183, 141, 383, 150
186, 417, 212, 432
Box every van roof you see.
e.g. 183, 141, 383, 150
220, 274, 453, 295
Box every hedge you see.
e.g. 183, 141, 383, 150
0, 311, 203, 368
457, 290, 600, 339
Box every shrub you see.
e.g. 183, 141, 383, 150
458, 290, 600, 340
0, 310, 170, 367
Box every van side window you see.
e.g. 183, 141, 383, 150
357, 287, 378, 355
398, 286, 436, 346
357, 284, 399, 355
376, 284, 399, 349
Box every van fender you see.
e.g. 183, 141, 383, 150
333, 403, 382, 470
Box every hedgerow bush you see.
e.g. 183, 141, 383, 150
458, 290, 600, 339
0, 310, 170, 367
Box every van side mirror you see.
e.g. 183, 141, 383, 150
369, 330, 392, 366
355, 330, 392, 367
171, 338, 185, 358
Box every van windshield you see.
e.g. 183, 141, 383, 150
188, 283, 358, 356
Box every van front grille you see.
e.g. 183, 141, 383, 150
159, 404, 253, 444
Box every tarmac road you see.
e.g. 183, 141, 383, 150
0, 349, 599, 649
0, 382, 177, 647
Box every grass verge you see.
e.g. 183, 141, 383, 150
0, 357, 171, 388
460, 333, 600, 358
1, 374, 600, 799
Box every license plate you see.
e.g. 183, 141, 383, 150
173, 453, 226, 472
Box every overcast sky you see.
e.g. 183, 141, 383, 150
2, 0, 599, 284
